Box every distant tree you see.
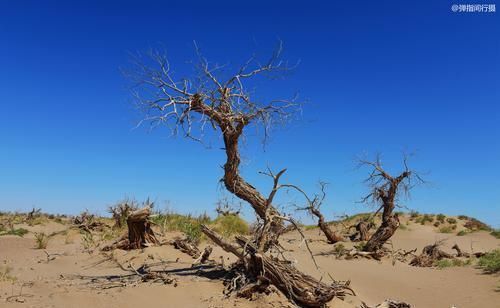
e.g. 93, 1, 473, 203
295, 182, 343, 244
358, 154, 424, 252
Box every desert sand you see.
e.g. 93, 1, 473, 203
0, 215, 498, 308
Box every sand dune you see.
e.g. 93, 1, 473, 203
1, 216, 498, 307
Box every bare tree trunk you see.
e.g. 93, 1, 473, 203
356, 221, 371, 241
222, 131, 273, 220
312, 209, 342, 244
127, 207, 159, 249
363, 214, 399, 252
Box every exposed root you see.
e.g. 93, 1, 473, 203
172, 237, 201, 258
361, 299, 412, 308
101, 206, 159, 250
201, 225, 355, 307
409, 241, 454, 267
193, 246, 213, 266
73, 211, 108, 232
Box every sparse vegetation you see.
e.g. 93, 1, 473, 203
438, 226, 453, 233
435, 258, 471, 269
477, 249, 500, 273
458, 215, 469, 220
436, 214, 445, 223
415, 214, 434, 225
490, 229, 500, 239
446, 217, 457, 224
0, 227, 29, 237
410, 211, 419, 219
81, 231, 96, 253
464, 218, 491, 232
152, 211, 248, 244
333, 243, 346, 257
457, 230, 468, 236
211, 214, 249, 239
0, 265, 16, 282
34, 232, 49, 249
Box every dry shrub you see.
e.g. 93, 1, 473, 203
34, 232, 49, 249
0, 265, 16, 282
440, 226, 454, 233
464, 218, 491, 232
446, 217, 457, 224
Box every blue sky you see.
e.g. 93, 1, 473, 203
0, 1, 498, 226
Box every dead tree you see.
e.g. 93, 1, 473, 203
295, 182, 343, 244
358, 154, 424, 252
409, 240, 453, 267
128, 42, 298, 235
73, 210, 107, 232
129, 43, 352, 306
108, 199, 139, 229
26, 207, 41, 222
127, 206, 159, 249
356, 220, 372, 241
102, 204, 159, 250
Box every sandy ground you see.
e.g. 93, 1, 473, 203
0, 217, 498, 308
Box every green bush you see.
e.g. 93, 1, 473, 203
409, 211, 419, 219
212, 215, 249, 239
436, 214, 446, 223
435, 258, 471, 269
457, 230, 468, 236
446, 217, 457, 224
490, 229, 500, 239
354, 242, 366, 251
433, 221, 441, 227
0, 228, 29, 237
478, 249, 500, 273
304, 225, 317, 230
333, 243, 346, 257
458, 215, 469, 220
416, 214, 434, 225
438, 225, 453, 233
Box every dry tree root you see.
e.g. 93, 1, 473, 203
172, 237, 201, 258
361, 299, 412, 308
409, 241, 453, 267
73, 211, 108, 232
102, 206, 159, 250
451, 243, 485, 258
77, 263, 178, 290
171, 237, 214, 266
201, 225, 354, 307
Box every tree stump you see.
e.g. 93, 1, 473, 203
126, 207, 159, 249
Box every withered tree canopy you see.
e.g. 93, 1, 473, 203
358, 154, 425, 252
127, 42, 300, 222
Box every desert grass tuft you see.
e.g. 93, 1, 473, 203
34, 232, 49, 249
478, 249, 500, 273
0, 265, 16, 282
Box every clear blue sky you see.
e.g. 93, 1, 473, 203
0, 1, 498, 226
